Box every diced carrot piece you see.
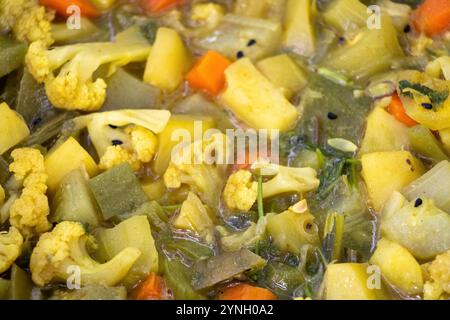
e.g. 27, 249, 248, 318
412, 0, 450, 36
218, 283, 278, 300
142, 0, 185, 14
387, 94, 418, 127
39, 0, 101, 18
131, 273, 165, 300
186, 50, 232, 96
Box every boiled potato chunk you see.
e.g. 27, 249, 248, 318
0, 102, 30, 155
324, 263, 390, 300
144, 27, 192, 91
266, 209, 319, 254
45, 137, 98, 193
360, 107, 409, 154
370, 238, 423, 295
95, 215, 158, 288
361, 151, 424, 211
256, 54, 307, 99
221, 58, 299, 131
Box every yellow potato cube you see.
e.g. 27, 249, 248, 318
360, 107, 409, 154
0, 102, 30, 155
370, 238, 423, 295
324, 263, 390, 300
361, 151, 424, 212
144, 27, 192, 91
45, 137, 98, 192
221, 58, 299, 131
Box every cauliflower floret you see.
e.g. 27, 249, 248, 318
25, 27, 151, 111
99, 145, 141, 172
45, 71, 107, 112
423, 250, 450, 300
223, 170, 257, 212
30, 221, 141, 287
127, 126, 158, 163
0, 227, 23, 273
250, 161, 320, 198
191, 3, 224, 29
8, 148, 50, 237
0, 0, 54, 45
163, 133, 228, 209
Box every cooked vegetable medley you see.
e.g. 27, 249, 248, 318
1, 0, 450, 301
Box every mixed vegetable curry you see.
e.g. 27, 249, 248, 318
1, 0, 450, 300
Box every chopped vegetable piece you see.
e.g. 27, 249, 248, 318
283, 0, 316, 57
387, 94, 418, 127
45, 137, 99, 193
51, 167, 101, 227
218, 283, 277, 300
360, 107, 409, 154
50, 285, 127, 300
0, 36, 27, 78
186, 50, 231, 96
221, 58, 299, 131
9, 264, 33, 300
411, 0, 450, 36
398, 80, 449, 106
143, 0, 184, 14
0, 279, 10, 300
39, 0, 101, 18
144, 27, 192, 91
132, 272, 165, 300
256, 54, 307, 99
88, 163, 149, 220
192, 249, 266, 290
0, 102, 30, 155
95, 215, 158, 288
322, 0, 368, 38
361, 151, 424, 211
370, 238, 423, 295
324, 263, 390, 300
408, 125, 449, 162
403, 160, 450, 213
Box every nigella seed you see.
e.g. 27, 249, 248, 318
236, 51, 245, 59
327, 112, 338, 120
414, 198, 423, 208
421, 102, 433, 110
403, 24, 411, 33
247, 39, 257, 47
111, 140, 123, 146
109, 124, 119, 129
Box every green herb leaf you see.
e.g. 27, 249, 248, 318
398, 80, 449, 106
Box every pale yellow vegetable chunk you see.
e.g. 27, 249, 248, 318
256, 54, 307, 99
144, 27, 192, 91
361, 151, 424, 211
0, 102, 30, 155
221, 58, 299, 131
283, 0, 316, 57
45, 137, 98, 193
360, 107, 409, 154
324, 263, 390, 300
370, 238, 423, 295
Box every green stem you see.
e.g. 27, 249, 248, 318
257, 175, 264, 220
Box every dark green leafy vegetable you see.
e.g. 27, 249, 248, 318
399, 80, 449, 106
0, 36, 27, 79
256, 262, 305, 299
161, 257, 206, 300
139, 21, 158, 44
192, 249, 266, 290
88, 163, 149, 220
160, 237, 215, 262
